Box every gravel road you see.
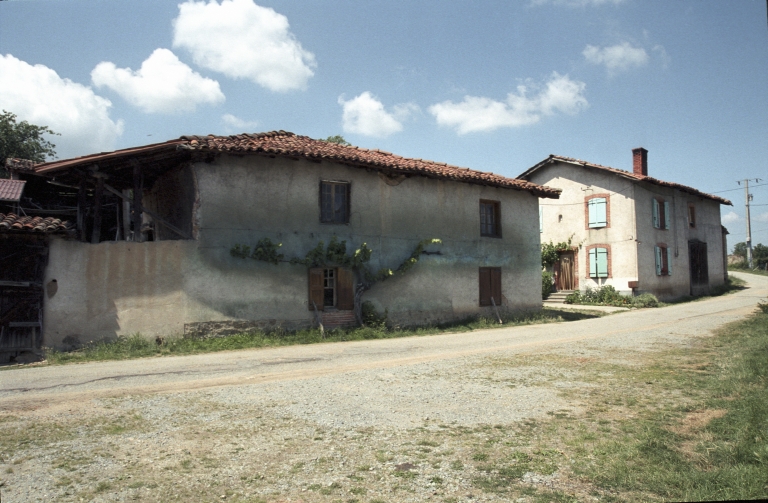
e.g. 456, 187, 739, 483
1, 271, 766, 503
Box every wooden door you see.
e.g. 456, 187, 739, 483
556, 251, 575, 291
688, 241, 709, 295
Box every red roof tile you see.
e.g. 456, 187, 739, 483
0, 213, 73, 234
518, 154, 732, 205
33, 132, 561, 199
0, 179, 26, 202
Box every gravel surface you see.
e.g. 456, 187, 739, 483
1, 271, 765, 502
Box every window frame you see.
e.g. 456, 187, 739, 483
479, 267, 502, 307
652, 198, 671, 230
687, 203, 696, 228
655, 244, 673, 276
479, 200, 501, 238
585, 194, 610, 229
319, 180, 351, 224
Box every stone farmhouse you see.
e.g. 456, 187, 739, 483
2, 132, 559, 355
518, 148, 731, 300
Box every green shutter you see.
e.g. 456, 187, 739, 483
652, 199, 659, 228
588, 198, 607, 228
664, 201, 671, 230
655, 246, 662, 275
589, 248, 597, 278
596, 248, 608, 277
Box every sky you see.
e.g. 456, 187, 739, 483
1, 0, 767, 248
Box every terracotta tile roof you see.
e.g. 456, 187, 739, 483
0, 179, 26, 202
175, 131, 561, 198
518, 154, 732, 205
0, 213, 73, 233
4, 158, 38, 172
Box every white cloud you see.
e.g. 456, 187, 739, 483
583, 42, 649, 75
173, 0, 316, 92
91, 49, 225, 114
339, 92, 416, 138
722, 211, 740, 225
221, 113, 258, 130
0, 54, 123, 159
530, 0, 625, 6
756, 212, 768, 223
428, 72, 587, 134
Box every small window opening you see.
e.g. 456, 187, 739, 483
323, 268, 336, 307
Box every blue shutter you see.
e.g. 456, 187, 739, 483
539, 206, 543, 233
655, 246, 662, 275
667, 247, 672, 275
589, 248, 597, 278
596, 248, 608, 277
588, 198, 607, 228
652, 199, 659, 228
664, 201, 671, 230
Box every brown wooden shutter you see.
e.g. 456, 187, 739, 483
479, 267, 491, 306
309, 268, 324, 311
490, 268, 502, 306
336, 267, 355, 310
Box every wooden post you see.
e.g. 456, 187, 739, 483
132, 161, 143, 243
312, 300, 324, 338
77, 175, 88, 242
90, 173, 105, 244
490, 297, 503, 324
122, 190, 132, 241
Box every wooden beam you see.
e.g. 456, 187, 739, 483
90, 173, 105, 244
77, 175, 88, 242
132, 161, 143, 243
102, 183, 193, 240
122, 189, 132, 241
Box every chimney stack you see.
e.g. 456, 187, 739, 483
632, 147, 648, 177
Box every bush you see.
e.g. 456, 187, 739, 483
632, 293, 659, 308
542, 271, 554, 300
361, 301, 388, 328
564, 285, 635, 307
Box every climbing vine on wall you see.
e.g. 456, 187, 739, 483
230, 236, 441, 325
541, 235, 579, 268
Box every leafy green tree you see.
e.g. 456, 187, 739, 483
324, 135, 351, 146
0, 110, 58, 176
732, 242, 748, 258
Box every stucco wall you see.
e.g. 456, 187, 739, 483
44, 154, 543, 347
532, 163, 638, 294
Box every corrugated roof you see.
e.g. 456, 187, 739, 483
0, 213, 73, 234
32, 132, 561, 199
0, 179, 26, 202
518, 154, 732, 205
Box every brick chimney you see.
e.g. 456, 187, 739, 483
632, 147, 648, 177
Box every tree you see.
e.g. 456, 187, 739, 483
0, 110, 58, 176
324, 135, 351, 146
732, 241, 748, 258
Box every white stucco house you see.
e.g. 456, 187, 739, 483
6, 132, 560, 350
518, 148, 731, 300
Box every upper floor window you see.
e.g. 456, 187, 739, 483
652, 198, 670, 230
480, 200, 501, 237
586, 196, 608, 228
320, 181, 350, 224
588, 246, 609, 278
687, 204, 696, 228
655, 245, 672, 276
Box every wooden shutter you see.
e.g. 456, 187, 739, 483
588, 198, 606, 228
596, 248, 608, 278
588, 199, 598, 227
652, 199, 659, 228
655, 246, 662, 276
336, 267, 355, 311
664, 201, 671, 230
490, 268, 502, 306
308, 268, 324, 311
479, 268, 491, 306
589, 248, 597, 278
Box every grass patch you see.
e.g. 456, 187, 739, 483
43, 310, 601, 365
729, 265, 768, 276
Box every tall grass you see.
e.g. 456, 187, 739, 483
45, 309, 602, 365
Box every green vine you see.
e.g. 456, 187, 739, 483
541, 235, 577, 267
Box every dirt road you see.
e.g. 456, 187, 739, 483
1, 271, 766, 502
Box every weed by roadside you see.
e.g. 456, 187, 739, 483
729, 266, 768, 277
43, 309, 604, 365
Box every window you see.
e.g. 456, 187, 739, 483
655, 245, 672, 276
309, 267, 354, 311
480, 200, 501, 237
479, 267, 502, 306
586, 196, 608, 228
652, 198, 670, 230
588, 247, 609, 278
687, 204, 696, 228
320, 181, 350, 224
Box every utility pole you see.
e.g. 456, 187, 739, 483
738, 178, 761, 269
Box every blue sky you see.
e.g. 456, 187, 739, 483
1, 0, 767, 248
